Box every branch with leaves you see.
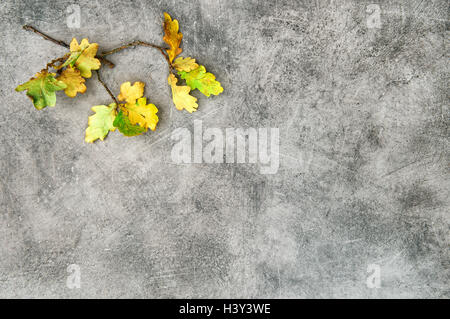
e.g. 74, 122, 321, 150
16, 13, 223, 143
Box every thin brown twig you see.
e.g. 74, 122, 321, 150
101, 40, 174, 71
22, 25, 115, 68
45, 55, 69, 71
101, 40, 167, 55
96, 70, 119, 106
23, 25, 69, 48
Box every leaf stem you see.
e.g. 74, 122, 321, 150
95, 70, 119, 107
22, 25, 115, 68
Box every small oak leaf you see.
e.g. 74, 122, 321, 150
179, 65, 223, 97
168, 74, 198, 113
69, 38, 101, 78
163, 12, 183, 63
85, 103, 117, 143
113, 110, 147, 136
173, 57, 198, 72
118, 81, 145, 105
59, 44, 88, 69
15, 70, 67, 110
57, 66, 86, 98
122, 97, 159, 131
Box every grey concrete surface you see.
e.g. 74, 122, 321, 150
0, 0, 448, 298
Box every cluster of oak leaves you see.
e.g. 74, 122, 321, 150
15, 13, 223, 143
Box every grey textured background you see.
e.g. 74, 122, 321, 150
0, 0, 448, 298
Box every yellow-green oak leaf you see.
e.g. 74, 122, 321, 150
178, 65, 223, 97
15, 70, 67, 110
85, 103, 117, 143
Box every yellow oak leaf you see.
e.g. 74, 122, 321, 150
85, 103, 117, 143
57, 66, 86, 98
118, 81, 145, 105
173, 57, 199, 72
122, 97, 159, 131
168, 74, 198, 113
163, 12, 183, 63
69, 38, 101, 78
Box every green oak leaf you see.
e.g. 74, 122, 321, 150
178, 65, 223, 97
15, 70, 67, 110
113, 110, 146, 137
85, 103, 117, 143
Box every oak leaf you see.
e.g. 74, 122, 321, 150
113, 110, 146, 136
122, 97, 159, 131
163, 12, 183, 63
168, 74, 198, 113
15, 70, 67, 110
173, 57, 198, 72
69, 38, 101, 78
178, 65, 223, 97
57, 66, 86, 98
85, 103, 117, 143
118, 81, 145, 105
59, 43, 88, 69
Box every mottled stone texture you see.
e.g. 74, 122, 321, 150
0, 0, 448, 298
